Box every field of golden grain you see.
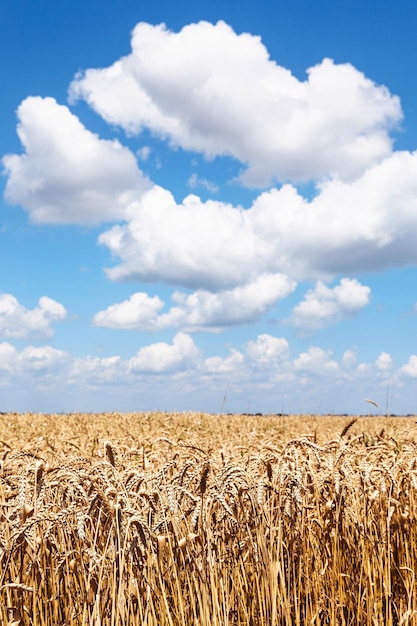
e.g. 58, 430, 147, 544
0, 411, 416, 625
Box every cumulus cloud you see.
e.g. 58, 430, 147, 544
2, 96, 150, 224
400, 355, 417, 378
0, 342, 122, 390
342, 349, 358, 368
293, 346, 340, 376
201, 335, 339, 385
162, 274, 294, 330
98, 186, 261, 289
246, 334, 289, 364
289, 278, 371, 329
69, 20, 401, 186
127, 332, 199, 373
0, 334, 200, 385
0, 335, 412, 413
93, 273, 295, 332
249, 152, 417, 278
98, 150, 417, 289
375, 352, 393, 370
20, 345, 70, 372
0, 342, 19, 371
203, 349, 245, 375
0, 294, 67, 339
93, 292, 164, 330
0, 343, 70, 378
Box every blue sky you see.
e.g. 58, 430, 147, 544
2, 0, 417, 415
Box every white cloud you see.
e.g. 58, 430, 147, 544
246, 334, 289, 364
0, 342, 70, 377
99, 186, 261, 289
0, 334, 201, 386
247, 152, 417, 278
203, 349, 245, 374
93, 273, 295, 332
0, 293, 67, 339
5, 108, 417, 294
97, 147, 417, 289
0, 343, 18, 371
2, 96, 150, 224
164, 273, 295, 330
293, 346, 340, 375
0, 341, 122, 389
69, 20, 401, 186
342, 349, 357, 368
20, 345, 70, 372
128, 332, 199, 373
375, 352, 393, 370
93, 292, 164, 329
69, 355, 124, 386
289, 278, 371, 329
3, 103, 417, 289
400, 355, 417, 378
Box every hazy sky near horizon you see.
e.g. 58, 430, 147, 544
2, 0, 417, 415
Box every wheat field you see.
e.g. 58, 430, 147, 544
0, 411, 416, 625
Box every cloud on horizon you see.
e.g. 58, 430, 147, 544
0, 330, 409, 413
